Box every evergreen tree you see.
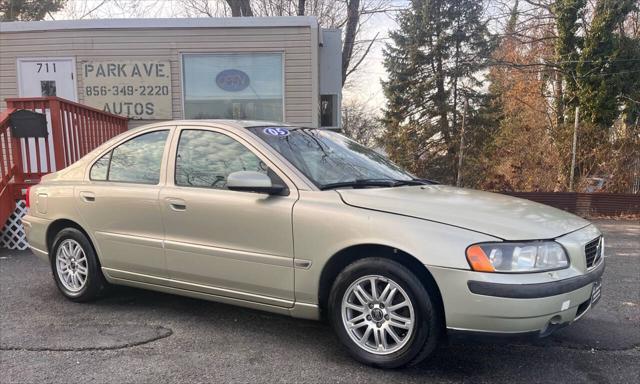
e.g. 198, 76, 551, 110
382, 0, 492, 182
0, 0, 65, 21
577, 0, 637, 128
553, 0, 587, 124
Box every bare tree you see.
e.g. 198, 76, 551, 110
181, 0, 228, 17
341, 0, 360, 85
226, 0, 253, 16
59, 0, 166, 19
341, 99, 382, 148
178, 0, 398, 86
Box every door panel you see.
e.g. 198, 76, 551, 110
77, 129, 171, 277
160, 187, 296, 303
160, 128, 297, 305
77, 184, 166, 277
17, 58, 77, 173
18, 58, 77, 101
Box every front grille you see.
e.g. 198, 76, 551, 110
584, 237, 601, 268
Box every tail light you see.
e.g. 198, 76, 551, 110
25, 186, 31, 209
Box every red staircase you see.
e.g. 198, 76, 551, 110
0, 96, 128, 227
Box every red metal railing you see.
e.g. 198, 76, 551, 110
5, 97, 128, 180
0, 108, 22, 227
0, 97, 128, 226
0, 108, 17, 184
0, 108, 19, 225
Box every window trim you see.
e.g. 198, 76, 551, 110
180, 51, 286, 122
87, 128, 171, 186
89, 150, 112, 182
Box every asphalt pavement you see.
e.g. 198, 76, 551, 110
1, 219, 638, 383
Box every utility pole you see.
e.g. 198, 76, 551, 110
456, 97, 468, 187
569, 106, 579, 191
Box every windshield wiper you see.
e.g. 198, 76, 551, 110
389, 179, 427, 187
390, 178, 440, 186
320, 178, 437, 190
319, 179, 397, 190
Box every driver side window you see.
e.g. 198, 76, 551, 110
175, 130, 267, 189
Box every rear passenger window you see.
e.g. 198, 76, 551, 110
90, 130, 169, 185
90, 152, 110, 181
109, 130, 169, 184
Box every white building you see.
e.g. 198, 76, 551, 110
0, 17, 342, 128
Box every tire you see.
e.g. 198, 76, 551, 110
50, 228, 106, 302
329, 257, 442, 368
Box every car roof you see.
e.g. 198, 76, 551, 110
168, 119, 294, 129
122, 119, 313, 140
125, 120, 312, 137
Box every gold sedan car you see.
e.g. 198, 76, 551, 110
23, 121, 604, 368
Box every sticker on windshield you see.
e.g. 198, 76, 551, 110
263, 127, 290, 137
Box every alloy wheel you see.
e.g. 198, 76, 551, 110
341, 275, 415, 355
55, 239, 89, 292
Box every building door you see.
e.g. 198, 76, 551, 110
17, 58, 77, 173
18, 58, 77, 100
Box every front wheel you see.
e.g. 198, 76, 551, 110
329, 258, 442, 368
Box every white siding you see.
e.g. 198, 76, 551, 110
0, 26, 315, 127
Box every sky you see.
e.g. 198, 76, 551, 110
51, 0, 404, 115
342, 9, 400, 114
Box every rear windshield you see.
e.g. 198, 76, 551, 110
248, 127, 413, 188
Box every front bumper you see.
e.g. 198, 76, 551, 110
467, 260, 604, 299
429, 258, 604, 336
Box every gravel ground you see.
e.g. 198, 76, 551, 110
1, 219, 638, 383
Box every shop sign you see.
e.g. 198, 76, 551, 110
82, 60, 172, 119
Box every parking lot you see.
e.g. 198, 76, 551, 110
1, 219, 638, 383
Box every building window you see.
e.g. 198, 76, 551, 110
40, 80, 57, 96
182, 53, 284, 121
320, 94, 338, 127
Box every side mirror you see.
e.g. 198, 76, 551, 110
226, 171, 285, 195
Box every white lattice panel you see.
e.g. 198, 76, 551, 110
0, 200, 28, 250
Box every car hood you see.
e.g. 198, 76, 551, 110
336, 185, 590, 240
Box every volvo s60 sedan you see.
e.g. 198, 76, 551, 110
23, 120, 604, 368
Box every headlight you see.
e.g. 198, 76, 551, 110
466, 241, 569, 273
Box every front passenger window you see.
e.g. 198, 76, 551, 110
175, 130, 266, 189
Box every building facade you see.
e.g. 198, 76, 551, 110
0, 17, 342, 129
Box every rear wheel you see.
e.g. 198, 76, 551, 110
51, 228, 106, 302
329, 258, 441, 368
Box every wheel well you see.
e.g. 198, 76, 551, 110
46, 219, 94, 259
318, 244, 446, 326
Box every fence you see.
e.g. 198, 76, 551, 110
502, 192, 640, 217
0, 108, 18, 224
0, 97, 128, 235
5, 97, 128, 180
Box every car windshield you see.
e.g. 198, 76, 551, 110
248, 127, 417, 189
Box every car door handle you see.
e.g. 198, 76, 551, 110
79, 191, 95, 202
167, 198, 187, 211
